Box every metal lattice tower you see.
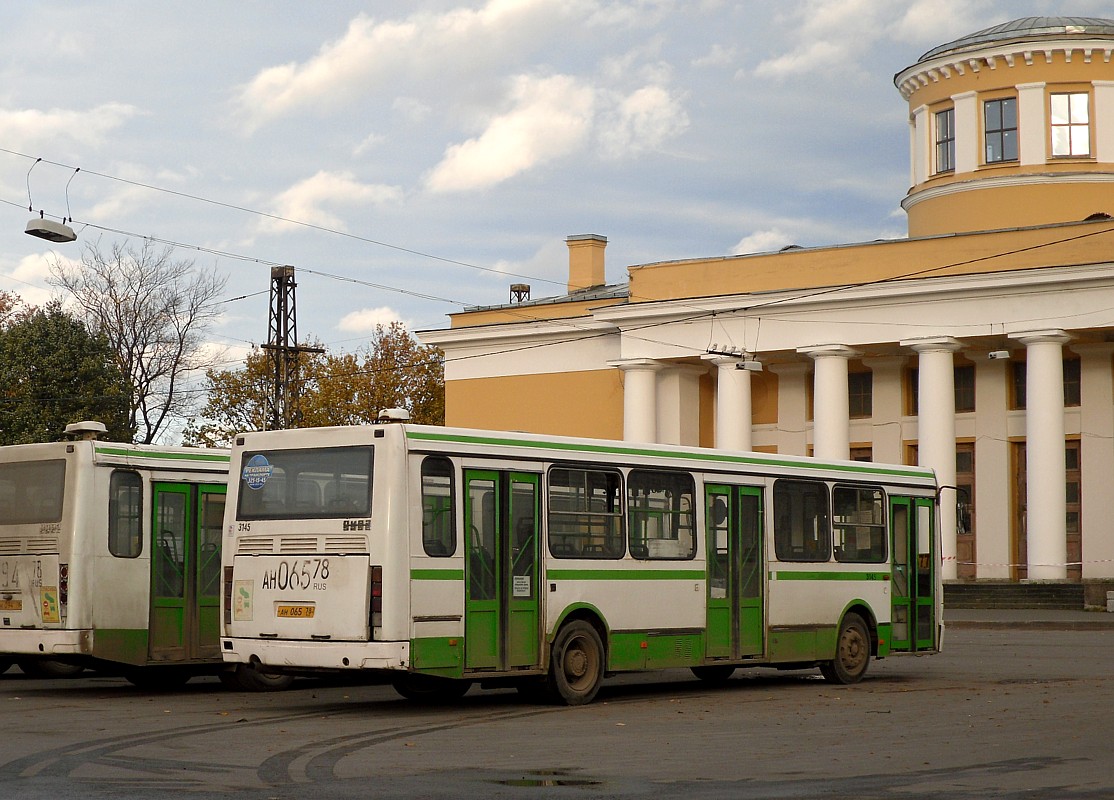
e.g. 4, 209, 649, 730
261, 266, 323, 430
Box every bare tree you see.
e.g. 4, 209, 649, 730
49, 240, 228, 444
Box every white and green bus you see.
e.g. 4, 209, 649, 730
0, 422, 288, 689
221, 415, 942, 704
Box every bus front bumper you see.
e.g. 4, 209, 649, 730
220, 638, 409, 672
0, 628, 93, 656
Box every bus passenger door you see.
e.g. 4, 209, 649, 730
150, 483, 226, 662
890, 496, 937, 652
705, 484, 764, 660
464, 471, 541, 671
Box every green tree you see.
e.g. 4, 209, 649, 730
0, 301, 131, 444
185, 323, 444, 448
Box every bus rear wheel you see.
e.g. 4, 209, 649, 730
391, 674, 472, 703
17, 659, 85, 678
820, 613, 870, 685
547, 620, 604, 705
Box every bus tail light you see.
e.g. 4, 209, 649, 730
58, 563, 69, 605
224, 566, 234, 626
370, 565, 383, 632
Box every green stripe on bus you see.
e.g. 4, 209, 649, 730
547, 568, 705, 581
771, 571, 889, 581
405, 430, 932, 479
95, 446, 230, 463
411, 569, 465, 581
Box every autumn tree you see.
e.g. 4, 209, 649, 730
0, 301, 131, 444
49, 240, 228, 444
185, 323, 444, 448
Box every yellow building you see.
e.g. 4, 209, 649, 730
420, 17, 1114, 602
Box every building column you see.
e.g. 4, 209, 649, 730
903, 337, 960, 581
1071, 343, 1114, 582
1017, 82, 1047, 165
702, 354, 752, 451
657, 364, 708, 446
768, 362, 810, 456
973, 354, 1011, 580
1014, 330, 1071, 581
799, 345, 858, 460
609, 358, 663, 443
861, 356, 906, 464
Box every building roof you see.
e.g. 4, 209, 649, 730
919, 16, 1114, 62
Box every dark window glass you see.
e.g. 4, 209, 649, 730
627, 470, 696, 560
955, 365, 975, 412
935, 108, 955, 173
237, 446, 373, 520
1011, 361, 1027, 410
548, 467, 623, 559
848, 372, 872, 418
773, 480, 831, 562
985, 98, 1018, 163
421, 457, 455, 557
109, 470, 142, 558
1063, 358, 1080, 407
0, 460, 65, 525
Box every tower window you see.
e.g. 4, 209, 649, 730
984, 98, 1017, 163
1051, 92, 1090, 157
935, 108, 955, 173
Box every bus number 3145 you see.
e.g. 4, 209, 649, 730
261, 559, 331, 591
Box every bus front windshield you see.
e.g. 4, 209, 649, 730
0, 460, 66, 525
236, 446, 373, 520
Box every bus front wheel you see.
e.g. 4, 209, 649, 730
220, 664, 294, 692
547, 620, 604, 705
820, 613, 870, 685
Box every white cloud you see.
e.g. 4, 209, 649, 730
0, 103, 139, 150
259, 171, 403, 234
692, 44, 737, 68
338, 306, 403, 333
231, 1, 593, 132
2, 252, 63, 307
424, 74, 595, 193
891, 0, 997, 46
732, 228, 795, 255
597, 85, 689, 159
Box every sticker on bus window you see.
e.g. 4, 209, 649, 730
242, 455, 273, 490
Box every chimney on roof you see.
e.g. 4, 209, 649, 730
566, 234, 607, 294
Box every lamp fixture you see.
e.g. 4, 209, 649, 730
25, 212, 77, 243
987, 350, 1010, 360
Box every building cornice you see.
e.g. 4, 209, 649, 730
895, 38, 1114, 99
902, 171, 1114, 211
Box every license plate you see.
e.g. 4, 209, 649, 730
276, 604, 315, 619
0, 598, 21, 612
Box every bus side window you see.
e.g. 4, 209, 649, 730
109, 470, 143, 558
627, 469, 696, 560
773, 479, 831, 562
421, 456, 456, 557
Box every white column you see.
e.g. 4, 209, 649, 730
769, 362, 810, 456
1014, 330, 1071, 581
1072, 343, 1114, 581
903, 337, 960, 581
911, 104, 928, 187
953, 90, 978, 174
1093, 81, 1114, 164
702, 354, 752, 451
973, 355, 1011, 580
861, 356, 906, 464
609, 359, 662, 443
1017, 82, 1047, 165
799, 345, 858, 460
656, 365, 707, 446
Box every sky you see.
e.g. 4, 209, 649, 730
1, 0, 1109, 385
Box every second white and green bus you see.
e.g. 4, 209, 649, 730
221, 417, 941, 704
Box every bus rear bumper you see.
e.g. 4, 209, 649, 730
0, 628, 93, 656
220, 638, 409, 672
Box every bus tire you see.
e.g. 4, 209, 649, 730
220, 664, 294, 692
391, 674, 471, 703
691, 664, 736, 684
546, 620, 604, 705
820, 613, 870, 685
17, 659, 85, 678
